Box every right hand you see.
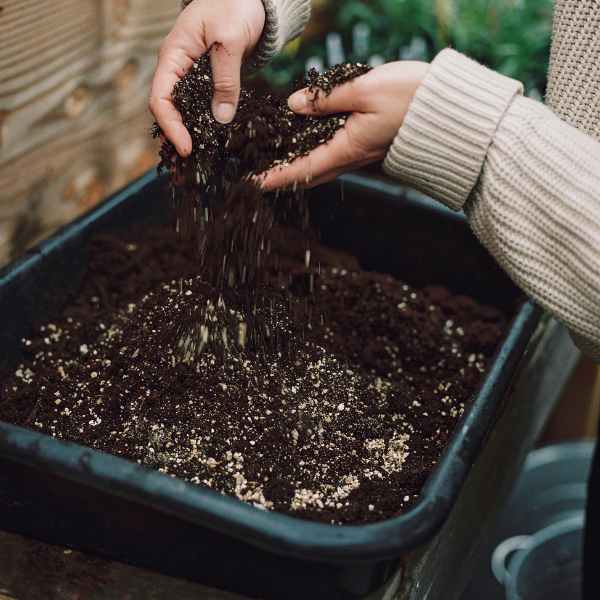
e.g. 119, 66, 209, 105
260, 61, 429, 191
149, 0, 266, 157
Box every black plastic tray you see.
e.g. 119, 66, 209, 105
0, 171, 541, 599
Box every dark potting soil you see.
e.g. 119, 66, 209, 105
153, 59, 372, 185
1, 60, 507, 523
0, 223, 507, 524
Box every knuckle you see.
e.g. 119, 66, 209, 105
148, 95, 159, 113
346, 129, 370, 160
158, 32, 179, 60
310, 91, 328, 113
157, 40, 170, 59
213, 75, 238, 95
311, 93, 325, 111
216, 26, 243, 48
348, 142, 369, 162
242, 21, 255, 48
350, 76, 369, 99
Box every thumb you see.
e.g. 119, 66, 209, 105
210, 41, 243, 124
288, 79, 366, 116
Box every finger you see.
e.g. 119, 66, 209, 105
305, 155, 377, 189
149, 44, 194, 157
260, 128, 356, 191
276, 151, 377, 190
210, 41, 243, 124
288, 77, 367, 116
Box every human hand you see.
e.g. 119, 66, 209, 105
149, 0, 266, 157
260, 61, 430, 190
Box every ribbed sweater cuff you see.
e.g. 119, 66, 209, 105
254, 0, 311, 69
181, 0, 310, 71
383, 48, 524, 211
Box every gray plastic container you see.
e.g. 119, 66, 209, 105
492, 514, 584, 600
504, 442, 594, 532
463, 441, 594, 600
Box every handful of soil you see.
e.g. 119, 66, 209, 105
153, 59, 371, 186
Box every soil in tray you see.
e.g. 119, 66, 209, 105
0, 221, 507, 525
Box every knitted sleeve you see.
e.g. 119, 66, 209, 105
181, 0, 311, 70
383, 49, 600, 360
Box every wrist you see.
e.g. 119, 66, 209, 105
383, 49, 523, 211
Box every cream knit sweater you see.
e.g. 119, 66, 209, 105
182, 1, 600, 359
383, 3, 600, 360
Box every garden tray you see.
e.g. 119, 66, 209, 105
0, 171, 576, 600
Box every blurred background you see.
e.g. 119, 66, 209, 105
264, 0, 552, 97
0, 0, 554, 267
2, 3, 598, 597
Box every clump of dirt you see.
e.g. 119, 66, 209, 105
0, 225, 507, 525
153, 58, 371, 186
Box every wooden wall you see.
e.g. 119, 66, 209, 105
0, 0, 180, 266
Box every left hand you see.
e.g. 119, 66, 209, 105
260, 61, 429, 191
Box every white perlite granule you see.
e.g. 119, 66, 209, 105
290, 475, 361, 511
291, 488, 325, 511
364, 432, 410, 474
383, 433, 410, 473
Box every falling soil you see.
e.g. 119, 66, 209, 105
0, 224, 507, 524
152, 59, 372, 298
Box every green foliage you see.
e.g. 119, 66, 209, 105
449, 0, 553, 92
261, 0, 553, 95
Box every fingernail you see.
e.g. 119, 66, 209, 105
288, 91, 308, 112
213, 102, 235, 124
